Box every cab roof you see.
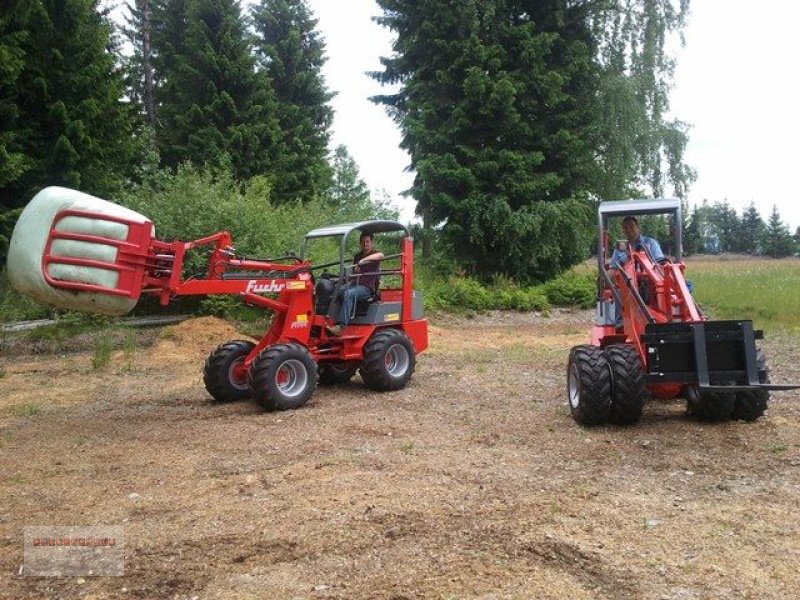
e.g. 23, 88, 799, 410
304, 220, 409, 239
598, 198, 681, 219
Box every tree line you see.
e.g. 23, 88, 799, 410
4, 0, 791, 286
683, 201, 797, 258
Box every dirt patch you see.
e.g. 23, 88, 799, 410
1, 313, 800, 599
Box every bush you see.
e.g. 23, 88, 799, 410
541, 271, 595, 308
421, 272, 551, 313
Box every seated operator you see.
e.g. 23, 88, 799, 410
610, 215, 665, 267
325, 232, 384, 336
607, 215, 665, 328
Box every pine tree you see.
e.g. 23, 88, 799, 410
252, 0, 334, 202
739, 202, 766, 255
155, 0, 279, 180
329, 145, 370, 212
372, 0, 598, 281
1, 0, 136, 208
122, 0, 157, 131
683, 204, 702, 255
707, 201, 740, 253
0, 1, 32, 201
762, 205, 795, 258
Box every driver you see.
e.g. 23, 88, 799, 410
325, 232, 384, 336
608, 215, 665, 329
611, 215, 664, 266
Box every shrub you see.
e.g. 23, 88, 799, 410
541, 271, 595, 308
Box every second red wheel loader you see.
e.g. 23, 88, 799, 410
567, 198, 798, 426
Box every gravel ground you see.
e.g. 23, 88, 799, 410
1, 312, 799, 599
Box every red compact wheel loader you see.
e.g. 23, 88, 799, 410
567, 198, 798, 426
9, 189, 427, 411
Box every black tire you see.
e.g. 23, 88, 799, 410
203, 340, 255, 402
248, 343, 318, 411
686, 387, 735, 422
318, 361, 360, 385
605, 345, 646, 425
567, 345, 612, 426
733, 348, 769, 422
359, 329, 416, 391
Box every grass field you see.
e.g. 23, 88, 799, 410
684, 255, 800, 333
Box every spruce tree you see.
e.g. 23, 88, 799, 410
1, 0, 135, 208
373, 0, 598, 281
683, 204, 702, 256
739, 202, 766, 255
252, 0, 334, 202
155, 0, 280, 180
0, 1, 32, 201
329, 145, 370, 212
762, 205, 795, 258
121, 0, 157, 131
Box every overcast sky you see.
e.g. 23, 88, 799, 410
310, 0, 800, 229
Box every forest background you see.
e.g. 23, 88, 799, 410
1, 0, 798, 323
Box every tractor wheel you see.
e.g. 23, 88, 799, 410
359, 329, 416, 391
567, 345, 612, 426
686, 386, 735, 422
605, 345, 646, 425
248, 343, 318, 411
733, 348, 769, 422
203, 340, 255, 402
318, 361, 360, 385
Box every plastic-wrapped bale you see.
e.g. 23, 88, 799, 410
6, 187, 154, 316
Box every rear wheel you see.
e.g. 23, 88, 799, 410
319, 361, 360, 385
567, 345, 612, 426
604, 345, 646, 425
203, 340, 255, 402
733, 348, 769, 422
248, 343, 318, 411
360, 329, 416, 391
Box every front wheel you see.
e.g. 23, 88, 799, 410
567, 345, 612, 426
733, 348, 770, 421
248, 343, 318, 411
203, 340, 255, 402
360, 329, 416, 391
604, 345, 645, 425
686, 386, 735, 421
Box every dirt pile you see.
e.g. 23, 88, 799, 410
149, 316, 253, 363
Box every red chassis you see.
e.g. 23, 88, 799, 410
43, 210, 428, 411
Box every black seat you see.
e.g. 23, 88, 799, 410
355, 289, 381, 316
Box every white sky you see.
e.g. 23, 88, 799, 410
670, 0, 800, 229
311, 0, 800, 229
305, 0, 414, 219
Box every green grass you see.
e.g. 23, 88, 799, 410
685, 257, 800, 333
92, 335, 114, 370
11, 403, 41, 417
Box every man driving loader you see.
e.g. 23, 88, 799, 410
611, 215, 665, 267
325, 232, 384, 336
607, 215, 665, 328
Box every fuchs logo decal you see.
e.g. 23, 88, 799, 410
245, 280, 286, 294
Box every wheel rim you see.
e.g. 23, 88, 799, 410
385, 343, 410, 377
275, 359, 308, 398
568, 363, 580, 409
228, 357, 249, 391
